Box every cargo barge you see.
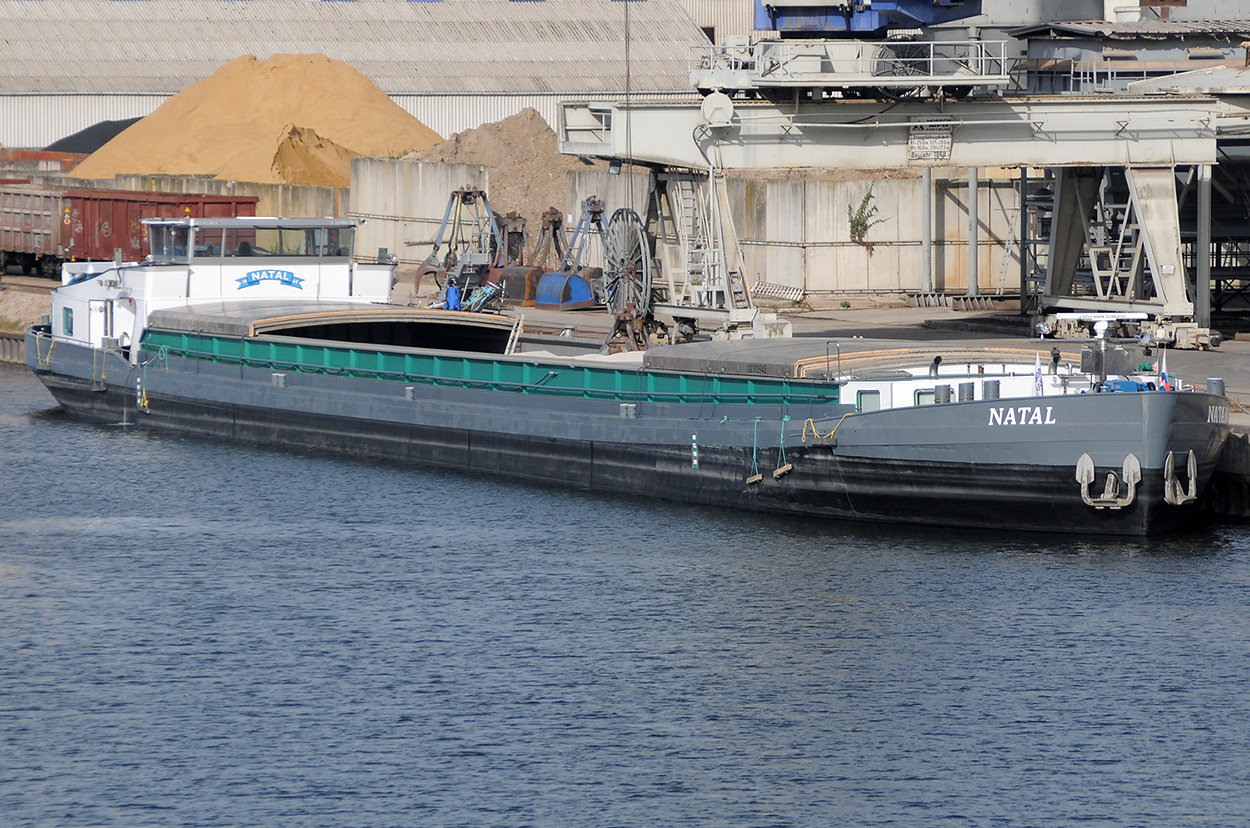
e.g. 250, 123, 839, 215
26, 216, 1232, 535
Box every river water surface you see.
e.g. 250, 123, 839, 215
2, 363, 1249, 826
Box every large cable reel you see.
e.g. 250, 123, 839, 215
603, 208, 653, 317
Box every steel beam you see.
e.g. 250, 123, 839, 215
1126, 167, 1191, 316
560, 96, 1220, 171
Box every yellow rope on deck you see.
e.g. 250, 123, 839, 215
802, 412, 853, 443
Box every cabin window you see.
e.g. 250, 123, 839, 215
223, 228, 260, 257
149, 225, 191, 264
857, 390, 880, 412
225, 226, 354, 258
62, 307, 73, 337
915, 389, 936, 406
195, 228, 226, 258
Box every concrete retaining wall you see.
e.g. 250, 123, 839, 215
349, 159, 1024, 297
5, 173, 343, 222
0, 330, 24, 364
731, 173, 1021, 296
349, 159, 493, 270
563, 169, 1022, 296
104, 175, 343, 220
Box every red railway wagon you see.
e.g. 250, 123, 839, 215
0, 186, 258, 276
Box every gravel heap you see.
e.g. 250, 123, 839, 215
70, 54, 441, 188
409, 108, 603, 229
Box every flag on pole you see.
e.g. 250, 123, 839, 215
1033, 352, 1043, 397
1160, 350, 1172, 391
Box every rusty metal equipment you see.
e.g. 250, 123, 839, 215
529, 207, 568, 272
530, 197, 613, 309
419, 188, 503, 288
601, 207, 663, 351
417, 187, 508, 311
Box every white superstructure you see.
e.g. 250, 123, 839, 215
46, 217, 395, 362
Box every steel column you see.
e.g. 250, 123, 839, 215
1019, 167, 1028, 316
968, 166, 979, 297
1196, 163, 1212, 328
921, 166, 932, 295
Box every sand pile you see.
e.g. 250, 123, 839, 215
409, 108, 601, 226
70, 54, 441, 188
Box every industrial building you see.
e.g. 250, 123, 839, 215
0, 0, 712, 149
2, 0, 1245, 150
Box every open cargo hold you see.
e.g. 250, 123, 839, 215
0, 185, 258, 276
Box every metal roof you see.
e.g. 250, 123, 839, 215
0, 0, 710, 95
1010, 19, 1250, 40
144, 217, 361, 230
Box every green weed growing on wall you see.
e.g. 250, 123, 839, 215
848, 186, 888, 254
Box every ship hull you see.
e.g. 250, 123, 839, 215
28, 329, 1230, 536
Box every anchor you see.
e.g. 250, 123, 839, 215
1076, 452, 1141, 510
1163, 449, 1199, 506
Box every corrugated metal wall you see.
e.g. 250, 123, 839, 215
0, 0, 708, 95
1, 91, 699, 151
0, 0, 711, 147
0, 95, 169, 152
677, 0, 755, 42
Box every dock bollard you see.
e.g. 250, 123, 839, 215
1207, 378, 1225, 396
958, 382, 975, 402
983, 380, 1000, 400
935, 385, 952, 404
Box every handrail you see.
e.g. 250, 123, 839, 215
825, 340, 841, 381
690, 39, 1010, 86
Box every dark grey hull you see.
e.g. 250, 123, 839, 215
28, 330, 1231, 536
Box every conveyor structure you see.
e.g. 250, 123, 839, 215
559, 88, 1250, 347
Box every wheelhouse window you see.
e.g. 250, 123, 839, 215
915, 389, 936, 406
62, 307, 73, 337
225, 226, 354, 258
195, 228, 226, 258
223, 228, 260, 257
303, 226, 353, 258
857, 390, 881, 412
149, 225, 190, 264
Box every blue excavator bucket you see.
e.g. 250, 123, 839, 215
534, 271, 597, 311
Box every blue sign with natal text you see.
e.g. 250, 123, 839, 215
237, 269, 304, 290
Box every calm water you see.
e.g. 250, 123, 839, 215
3, 362, 1250, 827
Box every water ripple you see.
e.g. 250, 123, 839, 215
2, 363, 1249, 826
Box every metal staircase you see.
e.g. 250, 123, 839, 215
649, 169, 756, 340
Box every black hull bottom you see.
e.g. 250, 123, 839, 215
36, 373, 1200, 537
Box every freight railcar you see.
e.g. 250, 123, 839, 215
0, 185, 258, 276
